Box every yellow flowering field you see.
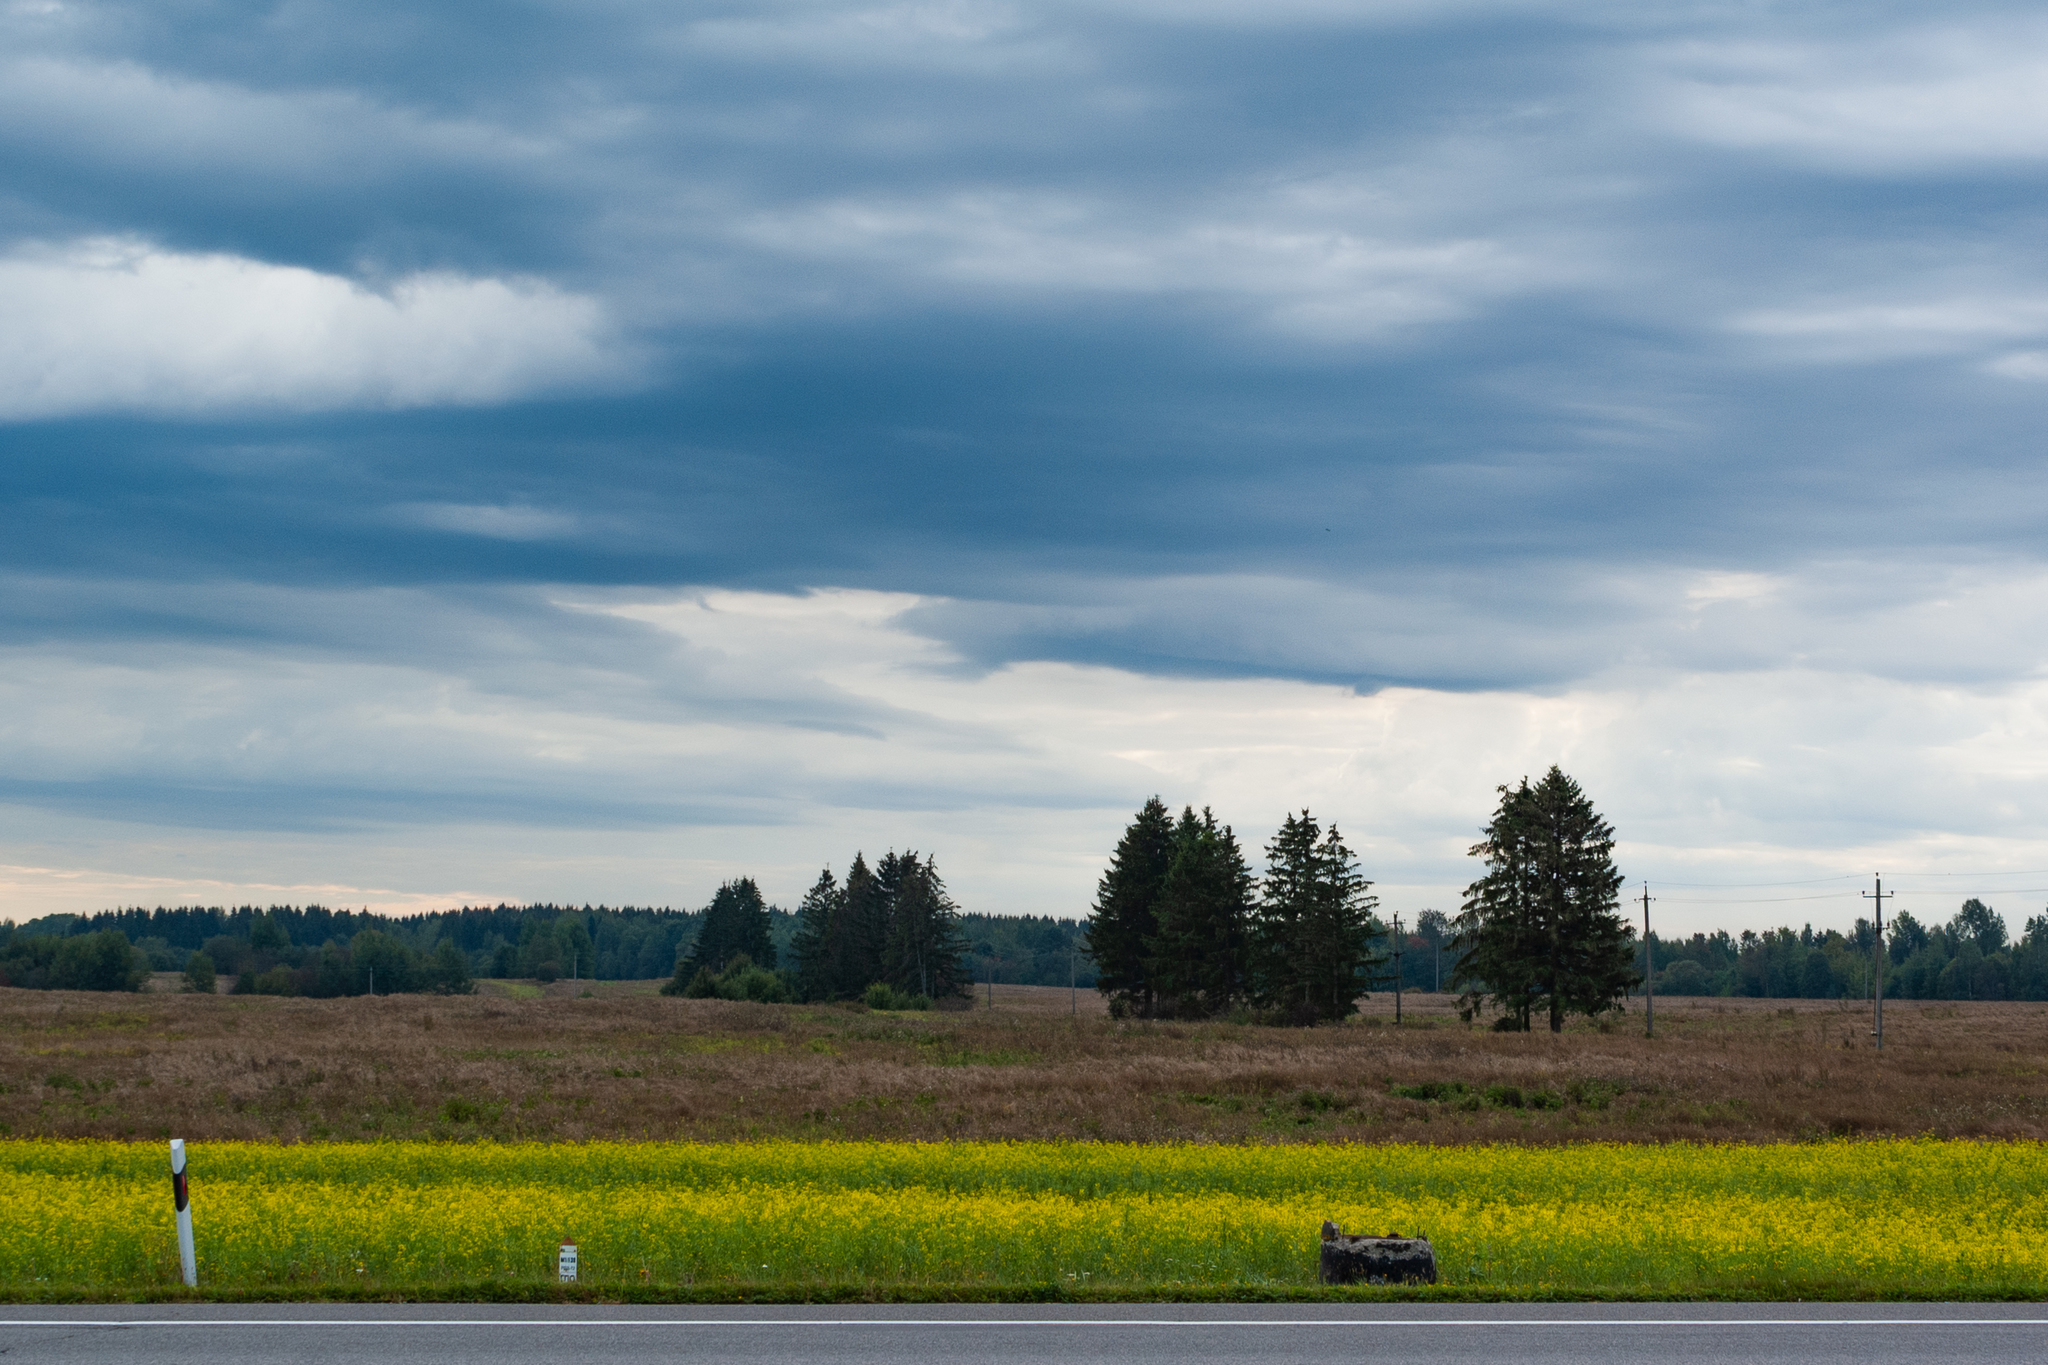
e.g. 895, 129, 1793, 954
0, 1139, 2041, 1296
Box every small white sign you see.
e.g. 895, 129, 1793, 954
558, 1242, 579, 1282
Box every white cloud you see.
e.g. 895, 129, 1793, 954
0, 238, 625, 420
1735, 295, 2048, 360
1654, 28, 2048, 170
392, 504, 585, 541
1989, 350, 2048, 381
738, 184, 1563, 340
682, 0, 1083, 74
1684, 571, 1780, 610
11, 574, 2048, 932
0, 56, 549, 185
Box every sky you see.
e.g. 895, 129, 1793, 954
5, 0, 2048, 938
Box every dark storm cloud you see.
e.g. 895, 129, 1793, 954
6, 0, 2048, 844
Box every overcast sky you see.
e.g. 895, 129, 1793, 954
6, 0, 2048, 936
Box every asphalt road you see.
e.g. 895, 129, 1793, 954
0, 1303, 2041, 1364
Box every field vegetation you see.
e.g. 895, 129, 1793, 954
4, 1137, 2043, 1299
0, 985, 2043, 1144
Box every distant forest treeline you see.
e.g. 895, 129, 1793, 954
0, 900, 1092, 995
1646, 899, 2048, 1002
23, 891, 2036, 1004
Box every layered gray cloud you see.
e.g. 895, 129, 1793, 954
2, 0, 2046, 925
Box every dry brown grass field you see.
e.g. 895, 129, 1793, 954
9, 982, 2046, 1144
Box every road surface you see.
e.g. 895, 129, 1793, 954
0, 1302, 2039, 1363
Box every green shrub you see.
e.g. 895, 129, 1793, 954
676, 966, 722, 998
1390, 1081, 1470, 1102
250, 966, 297, 996
439, 1097, 499, 1125
1565, 1078, 1622, 1110
49, 931, 147, 992
863, 981, 932, 1011
667, 955, 794, 1003
1483, 1083, 1524, 1108
182, 951, 217, 995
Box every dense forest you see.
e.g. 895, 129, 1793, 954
9, 857, 2039, 1005
0, 886, 1094, 998
1648, 898, 2048, 1001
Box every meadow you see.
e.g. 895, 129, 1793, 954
3, 984, 2045, 1144
4, 986, 2046, 1301
3, 1137, 2044, 1300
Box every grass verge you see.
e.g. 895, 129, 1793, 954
1, 1282, 2045, 1305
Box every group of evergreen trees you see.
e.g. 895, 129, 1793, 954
654, 855, 976, 1006
1087, 768, 1643, 1031
789, 852, 970, 1004
661, 878, 790, 1001
1086, 799, 1385, 1023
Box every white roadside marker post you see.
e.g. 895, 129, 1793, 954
558, 1239, 578, 1283
169, 1138, 197, 1287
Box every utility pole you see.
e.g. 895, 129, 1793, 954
1069, 942, 1076, 1016
1641, 883, 1654, 1039
1863, 875, 1891, 1051
1392, 912, 1403, 1025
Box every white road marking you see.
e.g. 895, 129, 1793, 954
0, 1317, 2043, 1328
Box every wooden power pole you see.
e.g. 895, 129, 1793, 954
1392, 913, 1403, 1025
1641, 883, 1654, 1039
1863, 875, 1891, 1051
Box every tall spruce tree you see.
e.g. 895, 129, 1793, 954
679, 878, 777, 978
1451, 766, 1635, 1032
790, 867, 845, 1002
1147, 807, 1254, 1018
1252, 810, 1382, 1023
841, 853, 888, 994
1085, 796, 1177, 1017
882, 852, 970, 999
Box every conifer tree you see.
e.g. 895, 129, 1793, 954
1085, 796, 1176, 1017
678, 878, 777, 979
1452, 766, 1634, 1032
790, 867, 845, 1002
841, 853, 887, 994
883, 853, 970, 999
1251, 810, 1382, 1023
1147, 807, 1254, 1018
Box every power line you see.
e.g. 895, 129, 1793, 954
1648, 875, 1859, 889
1658, 887, 2048, 906
1655, 893, 1855, 904
1646, 869, 2048, 888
